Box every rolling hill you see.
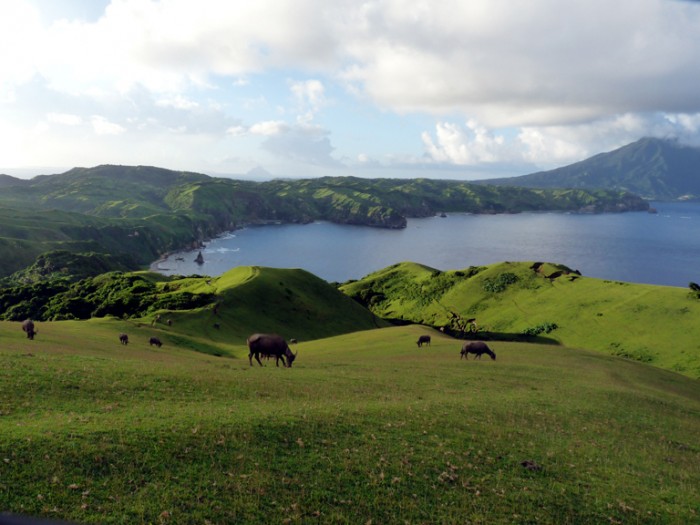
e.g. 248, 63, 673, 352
0, 265, 388, 343
340, 261, 700, 378
4, 260, 699, 380
480, 137, 700, 200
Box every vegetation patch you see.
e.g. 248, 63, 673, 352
482, 272, 519, 293
609, 342, 655, 363
522, 321, 559, 336
0, 271, 215, 321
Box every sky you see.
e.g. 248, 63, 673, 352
2, 0, 700, 180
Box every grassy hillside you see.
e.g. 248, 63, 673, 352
340, 261, 700, 378
0, 321, 698, 524
0, 203, 207, 280
0, 265, 387, 344
143, 266, 389, 346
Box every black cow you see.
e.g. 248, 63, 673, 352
149, 337, 162, 348
22, 319, 37, 340
460, 341, 496, 360
416, 335, 431, 347
247, 333, 297, 368
119, 333, 129, 345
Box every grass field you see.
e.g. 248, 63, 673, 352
1, 319, 699, 524
340, 261, 700, 379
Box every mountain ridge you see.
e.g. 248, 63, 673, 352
478, 137, 700, 200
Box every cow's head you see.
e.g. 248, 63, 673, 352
285, 347, 298, 367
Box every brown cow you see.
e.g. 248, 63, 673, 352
22, 319, 37, 340
416, 335, 431, 347
247, 333, 297, 367
460, 341, 496, 360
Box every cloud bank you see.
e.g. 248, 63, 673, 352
2, 0, 700, 177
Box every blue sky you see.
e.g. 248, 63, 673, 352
2, 0, 700, 180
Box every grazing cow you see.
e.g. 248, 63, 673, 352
416, 335, 431, 347
289, 338, 298, 344
460, 341, 496, 360
119, 333, 129, 345
22, 319, 37, 340
247, 333, 297, 368
149, 337, 162, 348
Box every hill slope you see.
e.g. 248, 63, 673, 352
155, 265, 390, 345
340, 261, 700, 378
0, 321, 698, 523
0, 266, 388, 347
480, 137, 700, 200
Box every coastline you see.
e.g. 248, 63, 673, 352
146, 202, 700, 287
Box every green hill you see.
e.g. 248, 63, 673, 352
0, 266, 388, 346
4, 259, 700, 379
340, 261, 700, 378
0, 320, 698, 524
147, 265, 389, 346
481, 137, 700, 200
0, 165, 649, 280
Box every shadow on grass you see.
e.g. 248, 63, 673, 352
383, 317, 561, 346
468, 331, 561, 345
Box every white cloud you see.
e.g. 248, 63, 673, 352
249, 120, 290, 136
0, 2, 44, 99
420, 111, 700, 173
226, 125, 247, 137
91, 115, 125, 135
261, 126, 340, 167
5, 1, 700, 126
47, 113, 83, 126
3, 0, 700, 176
340, 0, 700, 127
422, 120, 508, 165
290, 79, 326, 111
156, 95, 199, 110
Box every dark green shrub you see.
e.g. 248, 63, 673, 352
482, 272, 519, 293
689, 282, 700, 299
523, 322, 559, 336
149, 292, 215, 312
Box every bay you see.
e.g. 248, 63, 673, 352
153, 201, 700, 288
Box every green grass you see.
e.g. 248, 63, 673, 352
147, 266, 389, 347
341, 261, 700, 378
1, 320, 698, 524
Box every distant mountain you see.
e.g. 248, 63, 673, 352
479, 137, 700, 200
0, 174, 26, 188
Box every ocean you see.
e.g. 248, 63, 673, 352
153, 201, 700, 288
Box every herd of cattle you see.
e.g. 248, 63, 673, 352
19, 319, 497, 366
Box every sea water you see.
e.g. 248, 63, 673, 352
153, 201, 700, 287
